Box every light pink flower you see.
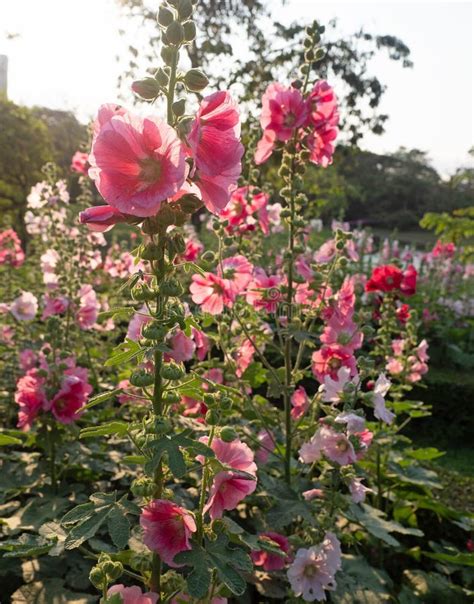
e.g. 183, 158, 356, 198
320, 315, 363, 352
218, 255, 253, 297
76, 285, 99, 330
199, 437, 257, 476
192, 327, 209, 361
251, 532, 291, 571
255, 429, 275, 465
349, 478, 373, 504
287, 532, 341, 602
89, 106, 187, 217
300, 424, 357, 466
311, 345, 357, 383
140, 499, 197, 567
320, 366, 354, 404
127, 305, 152, 341
10, 292, 38, 321
291, 386, 310, 419
235, 338, 256, 378
19, 349, 37, 372
42, 294, 69, 320
204, 471, 257, 520
416, 339, 429, 363
386, 358, 404, 375
302, 488, 324, 501
190, 272, 231, 315
246, 269, 283, 313
167, 330, 196, 363
107, 584, 158, 604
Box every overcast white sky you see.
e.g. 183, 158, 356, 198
0, 0, 472, 175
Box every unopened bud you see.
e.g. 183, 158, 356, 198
157, 6, 174, 27
130, 369, 155, 388
172, 98, 186, 117
166, 21, 184, 45
183, 20, 196, 41
155, 68, 169, 86
161, 362, 185, 381
177, 0, 193, 20
184, 68, 209, 92
132, 78, 160, 100
220, 427, 237, 442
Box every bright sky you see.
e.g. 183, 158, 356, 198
0, 0, 472, 175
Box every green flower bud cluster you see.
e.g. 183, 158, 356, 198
89, 554, 123, 591
131, 476, 155, 498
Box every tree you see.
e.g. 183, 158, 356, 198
0, 100, 53, 240
116, 0, 412, 143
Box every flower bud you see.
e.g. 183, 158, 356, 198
130, 369, 155, 388
131, 77, 160, 100
172, 98, 186, 117
157, 5, 174, 27
160, 278, 183, 297
155, 67, 169, 86
184, 68, 209, 92
141, 243, 161, 260
220, 427, 237, 442
177, 0, 193, 20
183, 20, 196, 41
166, 21, 184, 45
89, 566, 105, 589
105, 561, 123, 581
131, 476, 155, 497
154, 418, 172, 434
142, 324, 166, 341
161, 46, 175, 66
176, 193, 202, 214
161, 362, 185, 381
163, 390, 181, 405
131, 283, 155, 302
205, 409, 219, 425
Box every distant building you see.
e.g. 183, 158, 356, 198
0, 55, 7, 99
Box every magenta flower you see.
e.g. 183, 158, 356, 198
287, 532, 341, 602
204, 471, 257, 520
260, 83, 308, 139
15, 369, 48, 431
291, 386, 310, 419
89, 105, 187, 217
311, 345, 357, 383
42, 295, 69, 320
140, 499, 197, 567
107, 584, 158, 604
251, 532, 291, 571
167, 330, 196, 363
49, 367, 92, 424
187, 91, 243, 213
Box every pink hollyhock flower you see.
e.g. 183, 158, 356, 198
320, 315, 363, 352
320, 366, 354, 404
167, 330, 196, 363
76, 285, 99, 330
0, 325, 14, 344
203, 367, 224, 385
42, 294, 69, 320
204, 471, 257, 520
416, 339, 429, 363
396, 303, 411, 324
127, 305, 152, 341
432, 239, 456, 258
89, 106, 187, 217
15, 369, 48, 430
287, 532, 341, 602
107, 584, 158, 604
295, 256, 314, 280
220, 186, 270, 235
349, 478, 373, 504
192, 327, 209, 361
10, 292, 38, 321
306, 125, 338, 167
187, 91, 243, 213
255, 429, 275, 465
372, 374, 395, 425
0, 228, 25, 267
306, 80, 339, 129
49, 367, 92, 424
334, 412, 366, 434
79, 205, 134, 232
235, 338, 256, 378
180, 395, 207, 418
300, 424, 357, 466
190, 272, 232, 315
251, 532, 291, 571
246, 269, 283, 313
182, 238, 203, 262
258, 83, 308, 143
199, 436, 257, 476
218, 255, 253, 297
254, 129, 277, 165
140, 499, 197, 567
400, 264, 417, 296
302, 488, 324, 501
333, 276, 356, 319
71, 151, 89, 175
291, 386, 310, 419
19, 349, 37, 372
392, 339, 406, 356
311, 345, 357, 383
386, 358, 404, 375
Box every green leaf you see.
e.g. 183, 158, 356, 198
0, 434, 22, 446
167, 446, 186, 478
242, 362, 268, 388
107, 506, 130, 550
61, 502, 95, 526
98, 307, 134, 320
0, 533, 53, 558
422, 551, 474, 567
10, 579, 95, 603
83, 389, 123, 411
79, 422, 128, 439
174, 548, 211, 599
407, 447, 445, 461
347, 503, 423, 547
332, 555, 393, 603
105, 340, 143, 367
64, 506, 113, 550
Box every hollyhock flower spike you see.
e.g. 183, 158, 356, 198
89, 106, 187, 217
140, 499, 196, 567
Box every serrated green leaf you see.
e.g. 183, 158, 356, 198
61, 502, 95, 526
83, 389, 123, 411
64, 506, 112, 550
0, 533, 53, 558
0, 434, 22, 446
79, 422, 128, 439
167, 446, 186, 478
